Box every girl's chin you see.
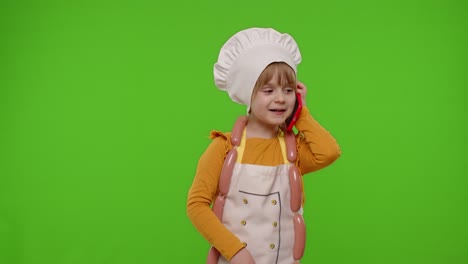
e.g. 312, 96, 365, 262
268, 119, 287, 127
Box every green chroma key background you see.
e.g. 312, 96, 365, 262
1, 0, 466, 263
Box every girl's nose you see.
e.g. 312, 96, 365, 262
275, 92, 285, 102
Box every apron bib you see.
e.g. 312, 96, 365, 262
217, 129, 299, 264
207, 116, 305, 264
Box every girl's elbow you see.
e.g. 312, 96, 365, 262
302, 145, 341, 174
331, 145, 341, 162
319, 145, 341, 166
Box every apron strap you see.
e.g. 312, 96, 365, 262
236, 128, 247, 163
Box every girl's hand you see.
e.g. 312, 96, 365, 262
229, 248, 255, 264
296, 81, 307, 105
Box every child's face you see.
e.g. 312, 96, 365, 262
250, 74, 296, 128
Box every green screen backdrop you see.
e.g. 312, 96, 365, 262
1, 0, 467, 263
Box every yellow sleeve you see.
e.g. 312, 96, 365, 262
186, 131, 245, 261
295, 106, 342, 175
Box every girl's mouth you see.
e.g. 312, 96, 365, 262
269, 109, 286, 114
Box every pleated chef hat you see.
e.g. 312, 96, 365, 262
214, 28, 302, 110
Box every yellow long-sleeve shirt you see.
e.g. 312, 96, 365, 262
187, 107, 341, 261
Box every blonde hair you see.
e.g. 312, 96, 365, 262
252, 62, 297, 99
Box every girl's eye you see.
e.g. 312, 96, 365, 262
284, 88, 294, 93
262, 89, 273, 94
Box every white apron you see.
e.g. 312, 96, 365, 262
217, 129, 301, 264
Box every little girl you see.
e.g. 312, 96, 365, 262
187, 28, 341, 264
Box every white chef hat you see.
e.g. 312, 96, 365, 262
214, 27, 302, 110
